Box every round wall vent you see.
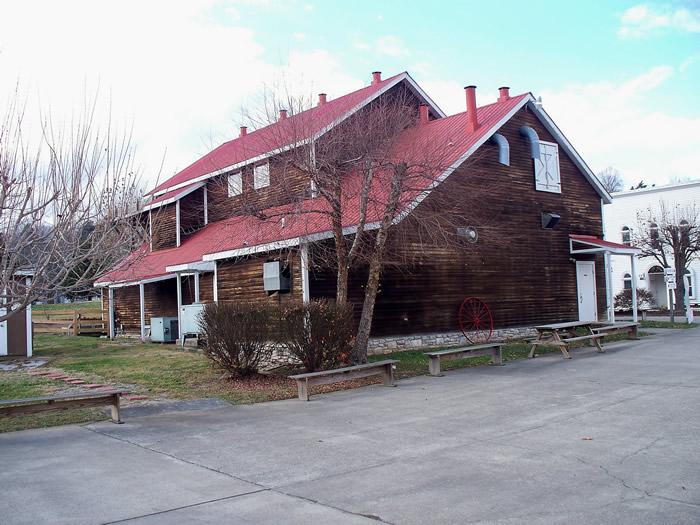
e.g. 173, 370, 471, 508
457, 226, 478, 243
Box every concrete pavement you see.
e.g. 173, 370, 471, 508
1, 327, 699, 524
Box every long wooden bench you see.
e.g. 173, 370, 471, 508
425, 343, 503, 376
289, 360, 398, 401
592, 322, 639, 340
0, 391, 124, 423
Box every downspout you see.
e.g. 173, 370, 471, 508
490, 133, 510, 166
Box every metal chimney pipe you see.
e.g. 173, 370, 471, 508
465, 85, 479, 132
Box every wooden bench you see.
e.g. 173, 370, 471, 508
424, 343, 503, 376
592, 322, 639, 340
0, 391, 124, 423
289, 360, 398, 401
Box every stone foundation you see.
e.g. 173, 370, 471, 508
367, 327, 538, 355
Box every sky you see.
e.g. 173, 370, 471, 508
1, 0, 699, 191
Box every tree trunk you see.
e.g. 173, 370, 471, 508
336, 261, 349, 305
352, 255, 382, 363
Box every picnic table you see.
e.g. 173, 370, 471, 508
528, 321, 604, 359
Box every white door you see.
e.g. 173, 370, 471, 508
576, 261, 597, 322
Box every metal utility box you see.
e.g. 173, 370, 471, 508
150, 317, 178, 343
263, 261, 290, 292
179, 303, 205, 335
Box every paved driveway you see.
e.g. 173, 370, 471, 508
1, 328, 699, 524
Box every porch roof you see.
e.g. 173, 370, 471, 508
569, 234, 641, 255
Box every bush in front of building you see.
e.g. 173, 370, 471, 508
614, 288, 655, 312
199, 301, 275, 378
278, 299, 355, 373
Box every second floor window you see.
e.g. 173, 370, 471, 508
254, 163, 270, 189
621, 226, 631, 246
534, 141, 561, 193
228, 171, 242, 197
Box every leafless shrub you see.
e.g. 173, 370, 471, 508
199, 301, 275, 377
278, 299, 354, 372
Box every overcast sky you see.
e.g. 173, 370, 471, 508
1, 0, 698, 190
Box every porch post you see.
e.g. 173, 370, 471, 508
630, 255, 638, 323
300, 243, 310, 304
139, 282, 146, 342
175, 200, 181, 247
604, 251, 614, 323
194, 272, 200, 303
108, 287, 115, 339
203, 186, 208, 225
213, 262, 218, 303
176, 274, 182, 343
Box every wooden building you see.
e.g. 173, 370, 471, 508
96, 71, 625, 344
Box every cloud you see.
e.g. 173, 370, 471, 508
375, 35, 409, 57
0, 0, 362, 188
618, 3, 700, 38
539, 65, 700, 186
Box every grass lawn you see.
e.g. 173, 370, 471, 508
32, 301, 101, 314
1, 329, 648, 433
639, 320, 698, 329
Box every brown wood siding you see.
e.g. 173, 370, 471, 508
7, 309, 28, 356
311, 105, 606, 335
216, 251, 302, 305
206, 153, 310, 223
112, 286, 141, 331
180, 189, 205, 240
199, 272, 214, 302
144, 280, 178, 322
151, 204, 177, 250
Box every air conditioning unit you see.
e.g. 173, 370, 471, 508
151, 317, 178, 343
263, 261, 290, 292
180, 303, 205, 336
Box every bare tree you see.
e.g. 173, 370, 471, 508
235, 84, 486, 362
634, 201, 700, 317
0, 89, 146, 321
596, 166, 624, 193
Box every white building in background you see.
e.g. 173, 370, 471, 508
604, 180, 700, 309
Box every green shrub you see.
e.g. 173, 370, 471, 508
279, 299, 355, 372
199, 302, 275, 378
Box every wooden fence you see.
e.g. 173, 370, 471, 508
32, 309, 106, 336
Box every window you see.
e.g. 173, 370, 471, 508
623, 273, 632, 290
253, 163, 270, 189
534, 141, 561, 193
649, 222, 660, 248
685, 269, 695, 299
621, 226, 631, 246
227, 171, 242, 197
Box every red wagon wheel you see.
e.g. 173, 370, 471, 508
458, 297, 493, 344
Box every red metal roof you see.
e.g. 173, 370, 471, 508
570, 234, 639, 252
147, 73, 406, 197
97, 91, 530, 285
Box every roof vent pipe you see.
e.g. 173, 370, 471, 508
317, 93, 327, 106
240, 126, 248, 137
279, 109, 288, 120
419, 103, 429, 125
519, 126, 540, 159
372, 71, 382, 85
498, 86, 510, 102
490, 133, 510, 166
464, 85, 479, 132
